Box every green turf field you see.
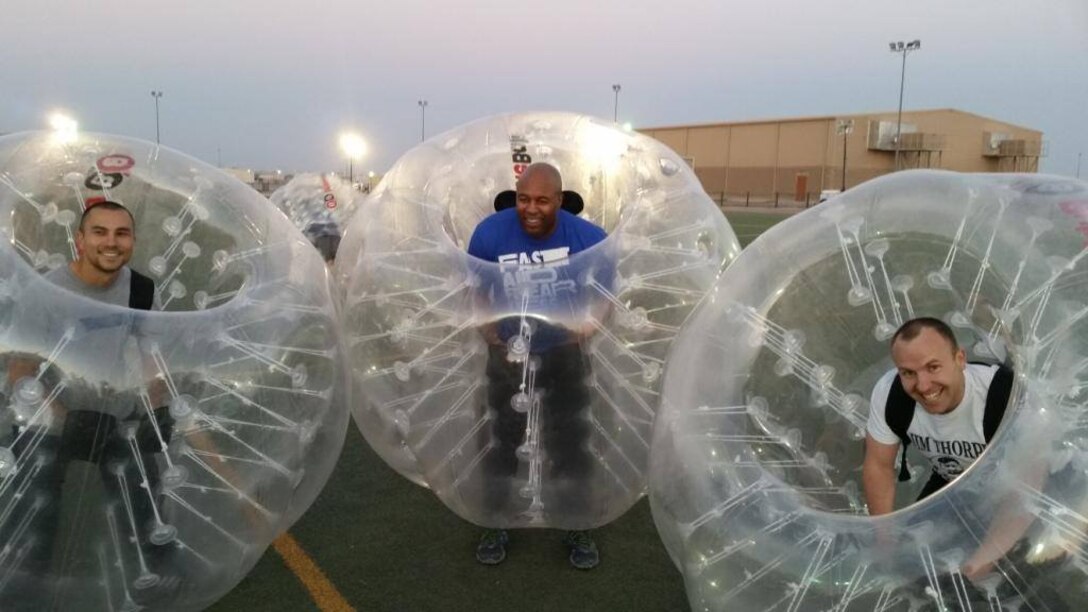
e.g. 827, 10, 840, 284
209, 211, 787, 612
724, 210, 789, 248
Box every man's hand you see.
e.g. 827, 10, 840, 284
478, 322, 504, 346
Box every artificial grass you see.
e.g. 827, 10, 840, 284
211, 432, 689, 612
211, 210, 790, 611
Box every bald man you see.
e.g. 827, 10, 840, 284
467, 163, 608, 569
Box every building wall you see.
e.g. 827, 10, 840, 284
641, 109, 1043, 206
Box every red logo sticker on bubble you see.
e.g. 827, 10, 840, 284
97, 154, 135, 174
321, 175, 338, 209
1059, 200, 1088, 246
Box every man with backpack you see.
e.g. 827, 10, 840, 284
863, 316, 1012, 515
2, 201, 174, 607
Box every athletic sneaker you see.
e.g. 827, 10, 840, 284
564, 530, 599, 569
475, 529, 509, 565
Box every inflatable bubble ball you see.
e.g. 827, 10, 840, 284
650, 170, 1088, 611
337, 112, 740, 529
269, 173, 361, 264
0, 131, 349, 611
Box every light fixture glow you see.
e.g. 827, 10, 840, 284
48, 112, 79, 143
339, 133, 367, 159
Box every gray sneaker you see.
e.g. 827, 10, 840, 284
475, 529, 509, 565
564, 530, 599, 570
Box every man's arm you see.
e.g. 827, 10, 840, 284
863, 434, 901, 515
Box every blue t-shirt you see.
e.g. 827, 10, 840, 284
467, 208, 609, 351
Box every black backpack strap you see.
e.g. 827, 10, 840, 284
129, 269, 155, 311
982, 365, 1013, 442
884, 374, 916, 482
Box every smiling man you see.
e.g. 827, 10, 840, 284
467, 162, 609, 570
862, 317, 1012, 516
46, 200, 155, 305
2, 200, 170, 606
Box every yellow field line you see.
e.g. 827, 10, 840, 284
273, 532, 356, 611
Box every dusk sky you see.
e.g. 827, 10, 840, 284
4, 1, 1085, 176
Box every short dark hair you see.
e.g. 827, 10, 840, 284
79, 200, 134, 231
891, 317, 958, 351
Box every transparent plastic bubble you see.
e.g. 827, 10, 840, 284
847, 285, 873, 306
621, 306, 649, 331
13, 376, 45, 405
52, 209, 77, 228
62, 172, 84, 187
268, 173, 362, 264
188, 202, 210, 221
149, 255, 168, 277
0, 447, 16, 478
160, 464, 190, 490
660, 158, 680, 176
162, 215, 183, 236
0, 130, 348, 611
516, 443, 533, 461
510, 391, 532, 413
212, 249, 230, 272
651, 171, 1088, 611
41, 201, 59, 223
890, 273, 914, 293
339, 112, 739, 529
148, 523, 178, 546
168, 280, 186, 299
168, 393, 196, 420
506, 334, 530, 362
392, 410, 411, 438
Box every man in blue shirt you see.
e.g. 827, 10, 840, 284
467, 163, 608, 569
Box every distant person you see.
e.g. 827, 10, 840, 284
304, 222, 342, 265
467, 163, 608, 569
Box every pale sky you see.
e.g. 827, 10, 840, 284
4, 0, 1086, 176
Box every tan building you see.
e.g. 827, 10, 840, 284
640, 108, 1043, 207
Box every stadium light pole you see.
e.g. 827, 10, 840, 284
888, 40, 920, 171
339, 132, 367, 185
612, 84, 621, 123
150, 90, 164, 144
48, 112, 79, 144
836, 119, 854, 192
418, 99, 428, 142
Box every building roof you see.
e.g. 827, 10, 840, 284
640, 108, 1039, 134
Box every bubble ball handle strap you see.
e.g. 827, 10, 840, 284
129, 269, 155, 311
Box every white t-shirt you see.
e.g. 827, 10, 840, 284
866, 363, 999, 481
